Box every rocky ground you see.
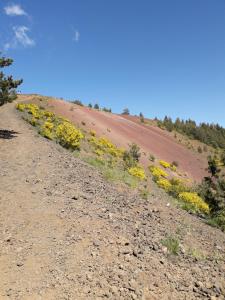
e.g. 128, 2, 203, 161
0, 103, 225, 300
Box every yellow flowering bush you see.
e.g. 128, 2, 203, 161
159, 160, 177, 172
89, 136, 123, 158
128, 166, 146, 180
157, 178, 172, 191
39, 121, 55, 139
170, 164, 177, 172
159, 160, 171, 169
56, 121, 84, 149
149, 165, 168, 180
44, 121, 54, 130
16, 103, 26, 111
178, 192, 209, 214
43, 111, 55, 118
95, 149, 104, 156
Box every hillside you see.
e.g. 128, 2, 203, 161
0, 100, 225, 299
18, 94, 207, 182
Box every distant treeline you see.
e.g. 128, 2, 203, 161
157, 116, 225, 149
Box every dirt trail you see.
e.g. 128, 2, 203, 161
0, 103, 225, 300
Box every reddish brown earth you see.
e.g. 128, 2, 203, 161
18, 95, 207, 181
46, 98, 206, 182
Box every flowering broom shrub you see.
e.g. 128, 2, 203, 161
178, 192, 209, 214
128, 166, 146, 180
149, 165, 168, 180
56, 121, 84, 150
156, 178, 172, 191
89, 136, 124, 158
159, 160, 171, 169
16, 103, 26, 111
159, 160, 177, 172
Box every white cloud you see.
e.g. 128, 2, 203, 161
4, 26, 35, 50
4, 4, 27, 16
73, 30, 80, 42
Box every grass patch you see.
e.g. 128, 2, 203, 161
188, 248, 206, 260
161, 235, 180, 255
83, 156, 139, 188
140, 188, 150, 200
206, 214, 225, 232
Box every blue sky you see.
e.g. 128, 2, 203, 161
1, 0, 225, 126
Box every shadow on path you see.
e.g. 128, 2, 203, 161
0, 129, 19, 139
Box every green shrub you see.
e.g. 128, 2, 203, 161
123, 143, 141, 169
149, 154, 155, 162
72, 100, 83, 106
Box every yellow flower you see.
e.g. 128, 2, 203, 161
149, 165, 168, 179
178, 192, 209, 214
128, 166, 146, 180
56, 121, 84, 149
159, 160, 171, 169
157, 178, 172, 191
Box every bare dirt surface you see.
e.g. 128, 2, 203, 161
44, 98, 207, 182
1, 103, 225, 300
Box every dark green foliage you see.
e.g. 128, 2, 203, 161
0, 55, 23, 106
158, 116, 225, 150
102, 107, 112, 113
122, 108, 130, 115
172, 161, 179, 167
221, 151, 225, 165
123, 143, 141, 168
198, 155, 225, 231
207, 155, 221, 178
72, 99, 83, 106
88, 103, 92, 108
139, 112, 144, 123
94, 103, 99, 109
162, 116, 173, 132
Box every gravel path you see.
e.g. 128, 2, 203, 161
0, 103, 225, 300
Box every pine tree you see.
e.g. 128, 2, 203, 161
0, 55, 23, 106
122, 108, 130, 115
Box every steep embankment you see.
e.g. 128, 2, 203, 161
0, 102, 225, 299
46, 98, 207, 182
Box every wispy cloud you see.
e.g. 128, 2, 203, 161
4, 26, 35, 50
4, 4, 27, 16
73, 30, 80, 42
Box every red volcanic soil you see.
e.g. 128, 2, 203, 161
45, 99, 207, 182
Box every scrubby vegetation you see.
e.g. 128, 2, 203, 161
158, 116, 225, 150
17, 103, 84, 149
17, 102, 223, 230
71, 99, 83, 106
161, 235, 180, 255
149, 161, 209, 214
102, 107, 112, 113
